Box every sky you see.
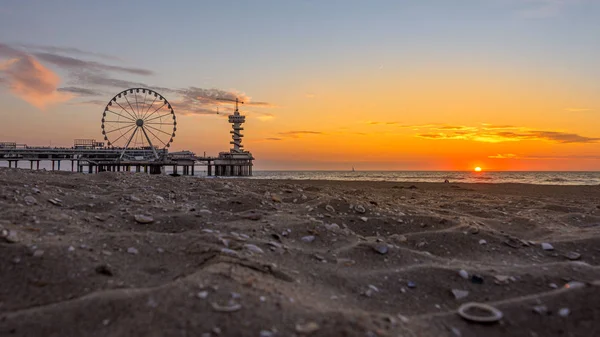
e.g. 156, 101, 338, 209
0, 0, 599, 171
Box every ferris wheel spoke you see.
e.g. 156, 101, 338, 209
141, 96, 158, 120
145, 122, 173, 125
106, 123, 137, 134
143, 126, 168, 147
138, 91, 148, 120
145, 111, 171, 123
103, 120, 134, 124
110, 125, 136, 144
133, 92, 141, 117
145, 124, 172, 136
106, 109, 136, 122
123, 126, 138, 150
113, 101, 138, 120
143, 102, 167, 120
123, 95, 139, 119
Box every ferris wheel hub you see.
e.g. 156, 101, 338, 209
136, 119, 144, 127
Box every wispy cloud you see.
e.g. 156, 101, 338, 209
516, 0, 582, 19
488, 153, 519, 159
417, 126, 599, 144
0, 43, 274, 116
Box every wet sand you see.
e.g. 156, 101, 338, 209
1, 168, 599, 337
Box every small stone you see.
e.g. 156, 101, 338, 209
243, 244, 264, 254
564, 251, 581, 260
407, 281, 416, 288
295, 322, 320, 334
565, 281, 585, 289
468, 226, 479, 234
558, 308, 570, 317
360, 217, 368, 222
355, 205, 366, 214
325, 205, 335, 213
260, 330, 275, 337
271, 194, 282, 203
134, 214, 154, 224
494, 275, 510, 284
102, 319, 110, 326
24, 195, 37, 205
549, 283, 558, 289
541, 242, 554, 251
48, 198, 62, 206
532, 305, 548, 315
301, 235, 316, 243
32, 188, 40, 194
157, 248, 165, 253
471, 275, 484, 284
4, 230, 19, 243
220, 248, 239, 257
390, 234, 407, 243
68, 246, 75, 252
479, 239, 487, 245
127, 247, 139, 255
199, 209, 212, 214
211, 302, 242, 312
33, 250, 44, 257
129, 195, 141, 202
458, 270, 469, 279
372, 243, 389, 255
451, 289, 469, 300
197, 291, 209, 299
324, 223, 340, 231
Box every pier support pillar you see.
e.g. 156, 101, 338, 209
71, 160, 74, 172
57, 160, 61, 171
191, 165, 195, 176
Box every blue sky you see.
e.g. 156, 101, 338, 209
0, 0, 599, 169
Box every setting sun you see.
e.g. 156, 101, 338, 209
474, 167, 482, 172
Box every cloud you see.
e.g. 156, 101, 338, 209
488, 153, 519, 159
20, 44, 120, 61
516, 0, 583, 19
416, 126, 600, 144
1, 43, 274, 115
34, 52, 153, 76
265, 137, 282, 141
57, 86, 102, 96
278, 131, 325, 138
1, 55, 72, 109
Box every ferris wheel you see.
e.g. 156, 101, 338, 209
101, 88, 176, 159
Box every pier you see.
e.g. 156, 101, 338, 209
0, 87, 255, 176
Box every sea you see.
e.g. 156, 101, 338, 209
1, 161, 599, 185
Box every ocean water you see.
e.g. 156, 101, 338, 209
250, 170, 600, 185
1, 161, 598, 185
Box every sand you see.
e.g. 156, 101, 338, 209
1, 168, 599, 337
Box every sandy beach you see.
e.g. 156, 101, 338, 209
1, 168, 599, 337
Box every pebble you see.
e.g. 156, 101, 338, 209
324, 223, 340, 231
3, 230, 19, 243
458, 270, 469, 279
32, 188, 41, 194
325, 205, 335, 213
390, 234, 407, 243
24, 195, 37, 205
407, 281, 416, 288
532, 305, 548, 315
451, 289, 469, 300
259, 331, 275, 337
199, 209, 212, 214
271, 194, 282, 203
372, 243, 389, 255
301, 235, 316, 243
127, 247, 139, 255
33, 250, 44, 257
220, 248, 239, 257
295, 322, 320, 334
211, 302, 242, 312
134, 215, 154, 224
478, 239, 487, 245
494, 275, 510, 285
48, 198, 62, 206
541, 243, 554, 251
129, 195, 141, 202
549, 283, 558, 289
355, 205, 366, 214
360, 217, 368, 222
243, 244, 264, 254
197, 291, 209, 299
564, 251, 581, 260
558, 308, 570, 317
68, 246, 75, 252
